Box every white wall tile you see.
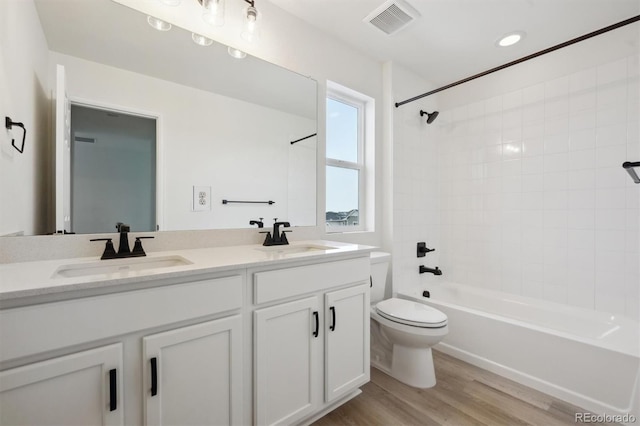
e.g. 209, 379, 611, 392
423, 54, 639, 320
568, 189, 596, 210
596, 123, 627, 147
569, 109, 596, 132
597, 59, 628, 85
569, 91, 597, 112
523, 83, 545, 105
567, 169, 595, 190
570, 128, 597, 151
570, 68, 597, 93
568, 209, 595, 230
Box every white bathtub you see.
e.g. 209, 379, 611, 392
400, 282, 640, 420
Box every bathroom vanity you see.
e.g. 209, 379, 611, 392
0, 241, 372, 425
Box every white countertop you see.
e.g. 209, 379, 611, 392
0, 240, 375, 303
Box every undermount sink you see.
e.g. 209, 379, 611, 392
52, 255, 192, 279
255, 244, 338, 256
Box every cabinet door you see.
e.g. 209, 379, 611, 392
325, 283, 370, 402
254, 296, 321, 426
0, 343, 123, 425
143, 315, 242, 426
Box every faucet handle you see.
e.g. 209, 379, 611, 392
280, 230, 291, 245
132, 236, 154, 257
90, 238, 117, 260
259, 231, 273, 246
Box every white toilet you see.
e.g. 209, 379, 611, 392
369, 252, 448, 388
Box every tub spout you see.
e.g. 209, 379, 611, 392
419, 265, 442, 275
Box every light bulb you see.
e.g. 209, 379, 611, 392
147, 16, 172, 31
192, 33, 213, 46
203, 0, 225, 27
228, 46, 247, 59
241, 6, 259, 42
159, 0, 181, 6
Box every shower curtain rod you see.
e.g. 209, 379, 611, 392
395, 15, 640, 108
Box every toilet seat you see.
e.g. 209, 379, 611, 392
376, 298, 447, 328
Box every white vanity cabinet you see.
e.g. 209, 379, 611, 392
252, 257, 370, 426
0, 274, 244, 426
0, 343, 124, 426
324, 284, 370, 403
142, 315, 243, 426
0, 242, 374, 426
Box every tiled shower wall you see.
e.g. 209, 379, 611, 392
437, 55, 640, 320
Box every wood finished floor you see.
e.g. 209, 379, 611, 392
312, 350, 617, 426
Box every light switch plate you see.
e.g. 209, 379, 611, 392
193, 186, 211, 211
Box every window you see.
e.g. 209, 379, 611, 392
325, 82, 372, 231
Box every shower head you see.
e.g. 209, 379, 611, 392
419, 110, 439, 124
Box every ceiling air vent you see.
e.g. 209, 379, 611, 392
364, 0, 420, 36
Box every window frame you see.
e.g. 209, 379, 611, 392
325, 89, 366, 232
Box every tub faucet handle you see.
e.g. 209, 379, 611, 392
417, 242, 435, 257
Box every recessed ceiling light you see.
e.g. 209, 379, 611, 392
192, 32, 213, 46
496, 31, 526, 47
147, 16, 172, 31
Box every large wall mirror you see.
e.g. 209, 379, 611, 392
29, 0, 317, 235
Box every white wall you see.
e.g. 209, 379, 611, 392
51, 52, 316, 231
434, 25, 639, 320
0, 0, 51, 236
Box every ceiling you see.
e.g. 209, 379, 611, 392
268, 0, 640, 87
34, 0, 639, 101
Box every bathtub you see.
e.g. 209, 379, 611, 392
400, 282, 640, 420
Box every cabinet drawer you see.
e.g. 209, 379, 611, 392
0, 275, 243, 362
253, 257, 369, 304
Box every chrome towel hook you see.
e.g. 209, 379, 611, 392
5, 116, 26, 154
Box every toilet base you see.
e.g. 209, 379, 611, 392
391, 345, 436, 388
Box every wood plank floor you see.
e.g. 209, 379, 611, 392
312, 350, 617, 426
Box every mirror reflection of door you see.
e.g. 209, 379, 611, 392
70, 105, 157, 233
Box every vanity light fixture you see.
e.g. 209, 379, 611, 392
192, 32, 214, 46
228, 46, 247, 59
241, 0, 260, 42
496, 31, 526, 47
202, 0, 225, 27
193, 0, 261, 43
147, 16, 172, 31
159, 0, 182, 6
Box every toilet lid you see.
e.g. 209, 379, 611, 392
376, 298, 447, 328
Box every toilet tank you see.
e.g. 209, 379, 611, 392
370, 251, 391, 303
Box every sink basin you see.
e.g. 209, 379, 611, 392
52, 255, 192, 279
255, 244, 338, 256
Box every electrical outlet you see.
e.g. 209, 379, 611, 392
193, 186, 211, 211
